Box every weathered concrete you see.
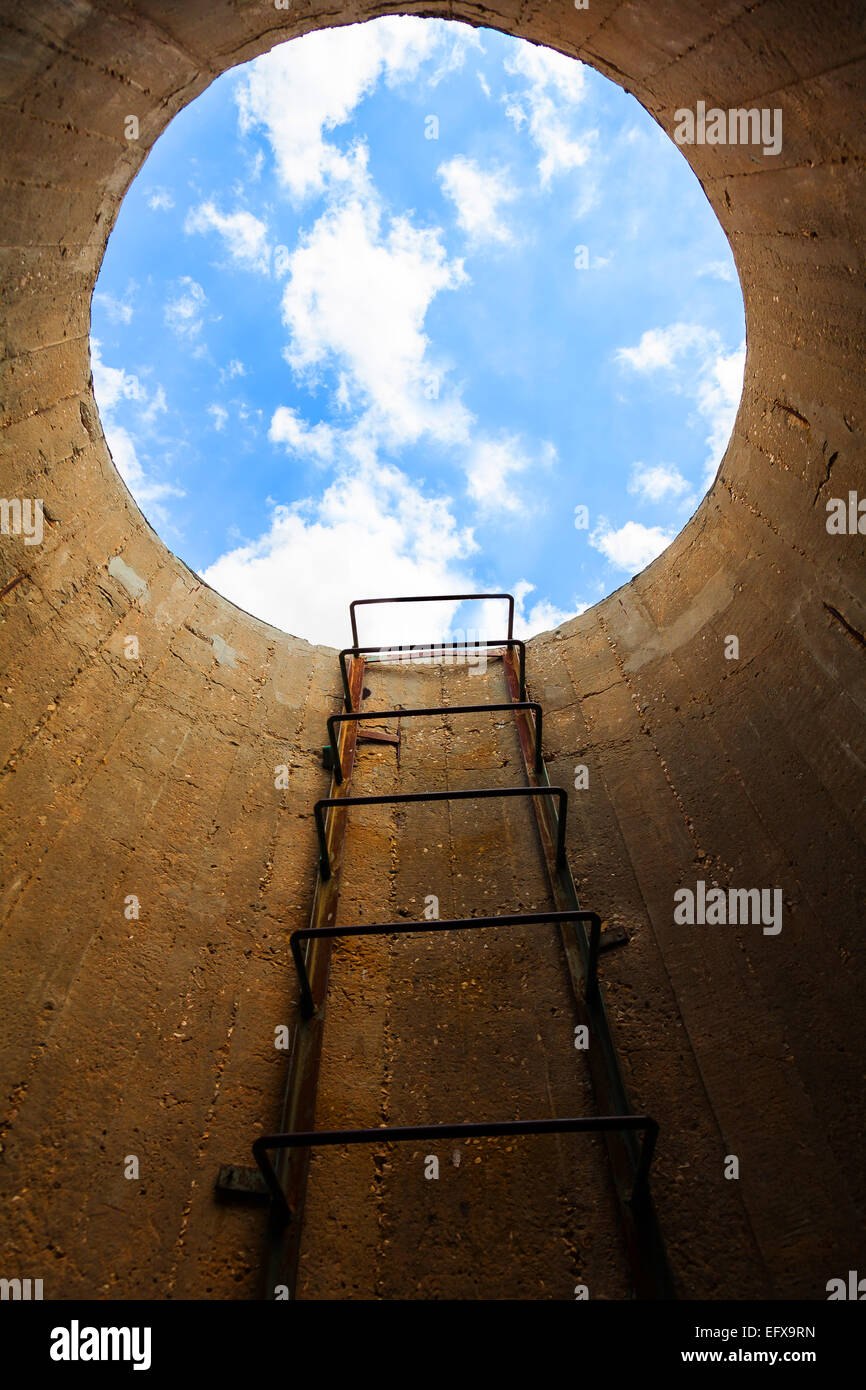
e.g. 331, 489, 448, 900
0, 1, 864, 1300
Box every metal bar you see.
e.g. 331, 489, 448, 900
349, 592, 514, 649
357, 729, 400, 747
327, 701, 543, 784
586, 909, 602, 994
338, 640, 526, 711
253, 1115, 659, 1230
216, 1163, 271, 1203
291, 909, 601, 1020
501, 646, 674, 1299
314, 785, 567, 882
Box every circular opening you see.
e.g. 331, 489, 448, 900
91, 16, 745, 647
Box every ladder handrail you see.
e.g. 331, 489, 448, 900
326, 701, 543, 783
349, 591, 514, 648
253, 1115, 659, 1229
313, 785, 568, 882
290, 908, 601, 1019
337, 639, 526, 711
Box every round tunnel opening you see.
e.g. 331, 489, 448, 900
90, 16, 746, 652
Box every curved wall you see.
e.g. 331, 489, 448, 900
0, 0, 863, 1298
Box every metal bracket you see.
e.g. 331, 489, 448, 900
215, 1163, 272, 1204
358, 729, 401, 748
323, 727, 401, 770
600, 924, 630, 952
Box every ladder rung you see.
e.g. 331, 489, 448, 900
338, 639, 526, 711
314, 785, 567, 881
349, 591, 515, 648
290, 908, 602, 1019
326, 701, 543, 783
253, 1115, 659, 1229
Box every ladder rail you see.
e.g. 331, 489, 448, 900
502, 645, 675, 1298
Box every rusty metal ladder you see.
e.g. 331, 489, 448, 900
217, 592, 674, 1299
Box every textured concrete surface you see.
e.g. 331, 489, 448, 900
0, 1, 864, 1300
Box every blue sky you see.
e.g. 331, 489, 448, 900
91, 17, 745, 648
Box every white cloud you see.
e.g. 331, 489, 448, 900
507, 42, 586, 103
465, 435, 555, 513
220, 359, 246, 383
246, 149, 265, 182
202, 460, 477, 647
147, 188, 174, 211
139, 384, 167, 427
699, 259, 736, 283
185, 201, 271, 274
94, 289, 135, 325
589, 519, 678, 572
696, 340, 746, 485
101, 423, 183, 518
281, 193, 469, 450
208, 403, 229, 431
234, 19, 564, 505
164, 278, 207, 340
615, 322, 712, 373
511, 580, 588, 637
628, 462, 690, 504
236, 18, 443, 204
616, 322, 746, 487
589, 519, 674, 573
504, 42, 594, 185
90, 341, 147, 412
427, 24, 484, 86
269, 405, 336, 464
90, 340, 183, 525
438, 156, 517, 244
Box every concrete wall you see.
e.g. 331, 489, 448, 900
0, 1, 863, 1299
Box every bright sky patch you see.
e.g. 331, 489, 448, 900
92, 17, 745, 648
